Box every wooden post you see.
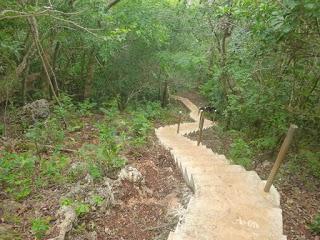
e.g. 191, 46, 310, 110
264, 124, 298, 192
197, 111, 205, 146
177, 111, 182, 134
198, 110, 204, 129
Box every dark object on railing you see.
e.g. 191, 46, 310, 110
264, 124, 298, 192
198, 106, 218, 114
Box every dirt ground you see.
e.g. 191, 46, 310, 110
86, 141, 191, 240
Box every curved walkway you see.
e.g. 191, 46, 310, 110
155, 96, 286, 240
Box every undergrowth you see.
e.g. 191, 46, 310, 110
0, 93, 184, 239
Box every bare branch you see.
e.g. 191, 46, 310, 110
106, 0, 122, 11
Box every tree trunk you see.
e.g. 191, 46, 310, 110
84, 51, 95, 99
161, 81, 169, 108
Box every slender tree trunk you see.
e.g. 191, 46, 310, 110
27, 16, 60, 104
161, 81, 169, 108
84, 51, 95, 99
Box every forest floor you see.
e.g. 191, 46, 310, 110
182, 91, 320, 240
0, 100, 191, 240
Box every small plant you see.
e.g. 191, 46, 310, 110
75, 203, 90, 217
252, 136, 277, 151
31, 218, 50, 239
229, 138, 253, 169
309, 213, 320, 234
138, 102, 163, 120
52, 93, 77, 127
60, 197, 74, 206
88, 164, 103, 180
99, 98, 119, 119
25, 118, 65, 146
78, 100, 97, 116
0, 151, 36, 200
92, 195, 104, 206
305, 151, 320, 179
79, 143, 126, 177
129, 112, 151, 145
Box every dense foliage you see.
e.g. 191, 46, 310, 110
198, 0, 319, 145
0, 0, 201, 109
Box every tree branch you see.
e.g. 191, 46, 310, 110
106, 0, 122, 11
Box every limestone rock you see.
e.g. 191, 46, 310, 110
48, 206, 77, 240
118, 166, 144, 184
22, 99, 50, 122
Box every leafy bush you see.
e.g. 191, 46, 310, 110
25, 118, 65, 146
0, 151, 36, 200
229, 138, 253, 169
79, 143, 126, 179
138, 102, 163, 120
31, 218, 50, 239
78, 100, 97, 116
40, 154, 70, 185
251, 136, 278, 151
92, 195, 104, 206
129, 112, 151, 145
60, 197, 74, 207
99, 99, 120, 120
53, 94, 76, 119
0, 149, 71, 200
75, 203, 90, 217
304, 151, 320, 179
309, 213, 320, 234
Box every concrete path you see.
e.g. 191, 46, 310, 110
155, 96, 286, 240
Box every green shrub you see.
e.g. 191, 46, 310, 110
53, 93, 77, 121
60, 197, 74, 207
99, 99, 119, 119
92, 195, 104, 206
252, 136, 278, 151
0, 151, 36, 200
138, 102, 163, 120
78, 100, 97, 116
40, 154, 70, 185
0, 149, 72, 200
310, 213, 320, 234
25, 118, 65, 146
79, 143, 126, 178
75, 203, 90, 217
304, 151, 320, 179
31, 218, 50, 239
229, 138, 253, 169
129, 112, 151, 145
88, 164, 103, 180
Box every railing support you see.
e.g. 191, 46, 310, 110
197, 110, 205, 146
264, 124, 298, 192
177, 111, 182, 134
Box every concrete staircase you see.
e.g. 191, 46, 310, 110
155, 96, 286, 240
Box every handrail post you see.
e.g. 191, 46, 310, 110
264, 124, 298, 192
177, 111, 182, 134
198, 110, 204, 129
197, 110, 205, 146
